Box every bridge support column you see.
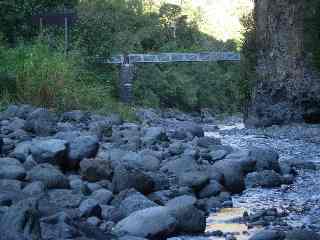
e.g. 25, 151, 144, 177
119, 63, 135, 103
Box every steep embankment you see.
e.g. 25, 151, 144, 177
245, 0, 320, 127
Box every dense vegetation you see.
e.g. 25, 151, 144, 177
0, 0, 251, 116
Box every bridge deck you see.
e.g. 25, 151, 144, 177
96, 52, 240, 64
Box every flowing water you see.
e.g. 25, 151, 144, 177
175, 119, 320, 240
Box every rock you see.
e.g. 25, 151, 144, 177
142, 127, 168, 145
24, 108, 57, 136
245, 170, 283, 188
183, 124, 204, 138
161, 155, 199, 175
121, 151, 160, 171
212, 151, 256, 193
86, 216, 101, 226
23, 181, 45, 195
101, 205, 124, 222
0, 179, 22, 191
48, 189, 83, 208
198, 180, 223, 198
168, 142, 185, 156
148, 190, 173, 205
285, 229, 320, 240
118, 190, 158, 217
67, 135, 99, 169
113, 206, 176, 239
0, 158, 26, 180
209, 150, 228, 162
91, 189, 113, 205
0, 198, 41, 240
136, 108, 159, 124
249, 230, 286, 240
10, 141, 32, 162
79, 199, 102, 218
178, 171, 209, 191
197, 137, 221, 148
26, 164, 70, 189
112, 165, 154, 194
249, 147, 281, 172
30, 139, 68, 165
166, 195, 206, 233
0, 138, 2, 154
80, 158, 113, 182
61, 110, 89, 122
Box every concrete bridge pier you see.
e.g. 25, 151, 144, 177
119, 63, 135, 103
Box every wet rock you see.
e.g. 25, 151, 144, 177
285, 229, 320, 240
249, 230, 286, 240
0, 157, 26, 180
91, 189, 113, 205
112, 165, 154, 194
24, 108, 57, 136
245, 170, 283, 188
67, 135, 99, 169
0, 198, 41, 240
23, 181, 45, 195
166, 195, 206, 233
249, 147, 281, 172
26, 164, 69, 189
80, 158, 113, 182
79, 199, 102, 218
113, 206, 176, 239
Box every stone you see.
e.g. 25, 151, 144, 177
48, 189, 83, 208
197, 137, 221, 148
118, 190, 158, 217
61, 110, 89, 122
166, 195, 206, 233
67, 135, 99, 169
80, 158, 113, 182
148, 190, 173, 205
285, 229, 320, 240
0, 198, 41, 240
245, 170, 283, 188
0, 179, 22, 191
113, 206, 176, 239
10, 141, 32, 162
30, 139, 68, 165
112, 165, 154, 194
178, 171, 209, 191
79, 199, 102, 218
24, 108, 57, 136
121, 151, 160, 171
23, 181, 45, 195
198, 180, 223, 198
26, 164, 69, 189
142, 127, 168, 145
249, 147, 281, 172
86, 216, 101, 226
101, 205, 124, 223
91, 189, 113, 205
249, 230, 286, 240
0, 158, 26, 180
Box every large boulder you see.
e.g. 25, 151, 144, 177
0, 198, 41, 240
80, 158, 113, 182
160, 155, 200, 175
249, 230, 285, 240
121, 152, 160, 172
245, 170, 283, 188
0, 158, 26, 180
198, 180, 223, 198
26, 164, 69, 189
117, 190, 158, 217
10, 141, 32, 163
178, 171, 209, 191
30, 139, 68, 165
91, 189, 113, 205
165, 195, 206, 234
248, 147, 281, 172
24, 108, 57, 136
48, 189, 83, 208
113, 206, 176, 239
212, 150, 256, 193
112, 165, 154, 194
67, 135, 99, 169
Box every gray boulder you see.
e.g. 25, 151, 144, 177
24, 108, 57, 136
80, 158, 113, 182
249, 147, 281, 172
26, 164, 69, 189
142, 127, 168, 145
165, 195, 206, 233
122, 152, 160, 171
10, 141, 32, 162
178, 171, 209, 191
67, 135, 99, 169
23, 182, 45, 195
48, 189, 83, 208
198, 180, 223, 198
0, 198, 41, 240
91, 189, 113, 205
113, 206, 176, 239
249, 230, 285, 240
197, 137, 221, 148
112, 165, 154, 194
245, 170, 283, 188
0, 179, 22, 191
79, 199, 102, 218
30, 139, 68, 165
285, 229, 320, 240
0, 158, 26, 180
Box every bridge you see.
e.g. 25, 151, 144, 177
97, 52, 240, 103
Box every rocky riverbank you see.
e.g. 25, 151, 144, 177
0, 105, 318, 240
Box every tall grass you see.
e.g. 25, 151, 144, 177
0, 42, 136, 120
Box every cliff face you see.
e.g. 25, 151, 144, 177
245, 0, 320, 127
